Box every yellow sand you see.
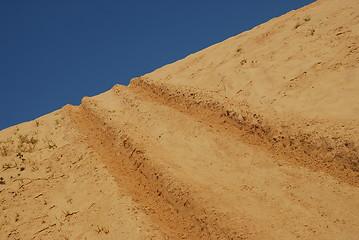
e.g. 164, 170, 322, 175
1, 0, 358, 239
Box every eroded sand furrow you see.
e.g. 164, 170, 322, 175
67, 101, 234, 239
128, 77, 359, 186
66, 84, 359, 239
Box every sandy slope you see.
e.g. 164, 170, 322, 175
1, 0, 359, 239
143, 0, 359, 184
146, 0, 359, 121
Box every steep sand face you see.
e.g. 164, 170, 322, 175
1, 0, 359, 239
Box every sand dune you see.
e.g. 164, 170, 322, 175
1, 0, 358, 239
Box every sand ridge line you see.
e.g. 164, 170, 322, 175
127, 77, 359, 186
65, 103, 244, 239
81, 81, 359, 239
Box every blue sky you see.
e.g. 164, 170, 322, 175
0, 0, 316, 130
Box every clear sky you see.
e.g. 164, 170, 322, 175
0, 0, 316, 130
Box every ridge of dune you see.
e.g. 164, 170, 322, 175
1, 0, 359, 239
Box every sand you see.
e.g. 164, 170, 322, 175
1, 0, 358, 239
